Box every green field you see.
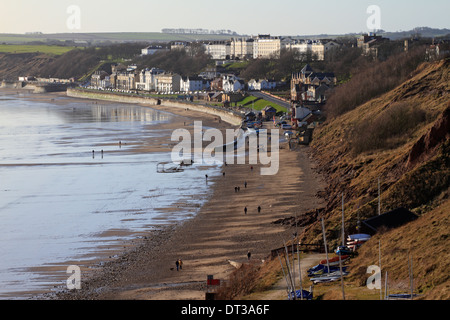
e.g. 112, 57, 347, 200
0, 32, 235, 45
237, 96, 286, 112
0, 44, 77, 55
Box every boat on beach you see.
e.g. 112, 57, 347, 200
307, 264, 347, 276
156, 162, 184, 173
310, 270, 349, 284
320, 255, 350, 266
289, 289, 313, 300
347, 234, 371, 242
335, 245, 353, 256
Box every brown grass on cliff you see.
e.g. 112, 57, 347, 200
298, 57, 449, 299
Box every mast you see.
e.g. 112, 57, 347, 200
385, 271, 388, 300
409, 253, 414, 299
283, 241, 296, 298
378, 177, 381, 215
277, 252, 292, 300
321, 218, 330, 272
297, 240, 303, 300
295, 213, 303, 299
339, 194, 346, 300
341, 193, 345, 246
338, 252, 345, 300
379, 240, 383, 300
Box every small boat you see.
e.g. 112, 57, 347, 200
307, 264, 347, 276
310, 271, 349, 284
387, 293, 419, 300
156, 162, 184, 173
347, 234, 371, 241
335, 245, 353, 255
289, 289, 313, 300
320, 255, 350, 266
346, 240, 368, 246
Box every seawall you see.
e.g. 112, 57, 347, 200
1, 80, 68, 93
67, 88, 243, 126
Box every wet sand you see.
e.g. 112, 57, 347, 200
1, 89, 327, 300
51, 119, 326, 299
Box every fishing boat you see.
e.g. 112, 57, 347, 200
320, 255, 350, 266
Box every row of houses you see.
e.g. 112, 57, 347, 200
290, 64, 336, 126
140, 35, 340, 61
90, 66, 277, 93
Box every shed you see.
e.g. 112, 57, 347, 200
361, 207, 418, 234
262, 106, 277, 119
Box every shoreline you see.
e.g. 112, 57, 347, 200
1, 88, 327, 300
52, 90, 327, 299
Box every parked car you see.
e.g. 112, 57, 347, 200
281, 124, 292, 130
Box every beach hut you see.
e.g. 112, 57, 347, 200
361, 207, 418, 235
262, 106, 277, 120
245, 111, 256, 121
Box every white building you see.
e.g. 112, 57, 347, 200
154, 73, 181, 93
223, 79, 245, 92
180, 76, 210, 92
136, 67, 165, 91
230, 38, 254, 59
253, 35, 281, 59
141, 45, 169, 56
247, 79, 276, 91
203, 41, 231, 60
283, 40, 340, 61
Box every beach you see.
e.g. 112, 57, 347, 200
1, 89, 326, 299
47, 94, 327, 300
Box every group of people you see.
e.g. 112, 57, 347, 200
244, 206, 261, 214
175, 259, 183, 271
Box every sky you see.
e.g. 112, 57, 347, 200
0, 0, 449, 36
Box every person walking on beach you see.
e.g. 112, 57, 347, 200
244, 207, 247, 215
179, 259, 183, 270
244, 181, 247, 188
247, 250, 251, 260
257, 206, 261, 213
205, 174, 208, 183
176, 259, 180, 271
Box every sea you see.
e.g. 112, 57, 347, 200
0, 91, 220, 299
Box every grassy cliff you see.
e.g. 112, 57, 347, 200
296, 57, 449, 299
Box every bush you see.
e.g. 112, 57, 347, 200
324, 45, 426, 118
350, 102, 427, 154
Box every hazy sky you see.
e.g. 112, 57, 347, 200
1, 0, 449, 35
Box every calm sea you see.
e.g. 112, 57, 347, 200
0, 91, 219, 299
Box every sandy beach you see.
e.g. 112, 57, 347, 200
49, 97, 326, 300
1, 89, 327, 300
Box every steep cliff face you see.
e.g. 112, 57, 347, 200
298, 58, 449, 298
0, 52, 55, 80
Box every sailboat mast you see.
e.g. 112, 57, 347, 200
342, 193, 345, 246
378, 177, 381, 215
321, 218, 330, 272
